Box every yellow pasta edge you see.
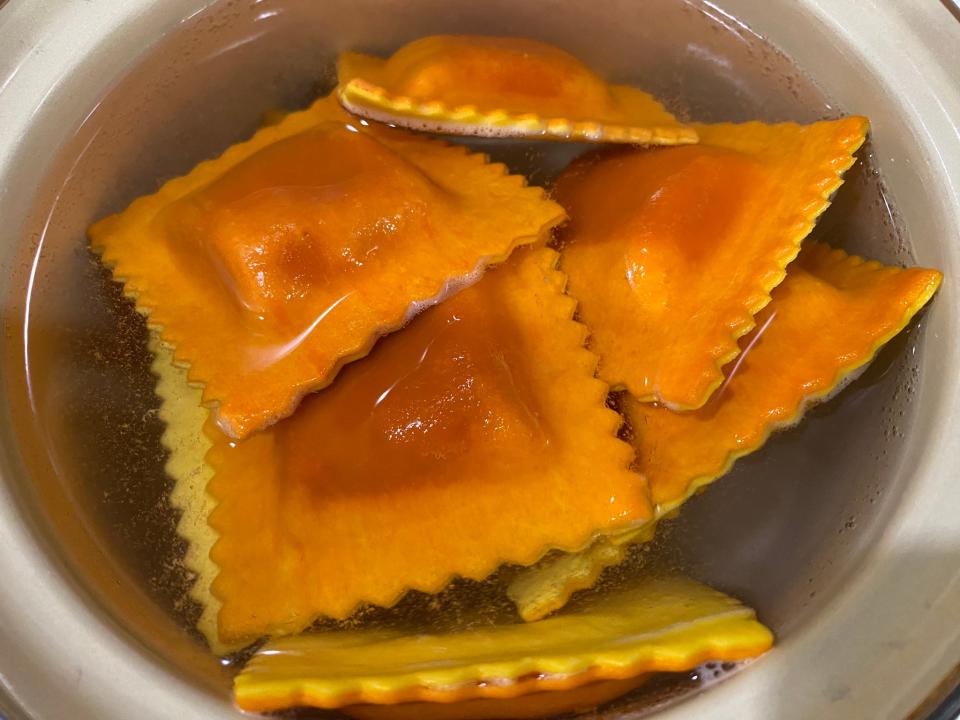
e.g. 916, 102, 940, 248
338, 78, 698, 145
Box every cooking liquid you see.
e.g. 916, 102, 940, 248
7, 0, 925, 716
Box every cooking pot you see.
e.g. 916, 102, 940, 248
0, 1, 958, 718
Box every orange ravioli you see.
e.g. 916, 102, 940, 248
90, 95, 564, 438
628, 242, 941, 512
337, 35, 696, 144
234, 575, 773, 714
556, 117, 869, 410
508, 243, 941, 622
206, 247, 650, 645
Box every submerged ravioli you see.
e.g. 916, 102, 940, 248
90, 95, 564, 439
506, 524, 655, 622
508, 243, 941, 621
556, 117, 869, 410
150, 336, 223, 651
337, 35, 696, 144
197, 247, 650, 645
234, 575, 773, 713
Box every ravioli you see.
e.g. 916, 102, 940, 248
159, 247, 651, 646
337, 35, 696, 144
91, 95, 564, 439
233, 574, 773, 713
150, 335, 225, 651
342, 678, 651, 720
506, 524, 655, 622
556, 117, 869, 410
628, 242, 942, 512
508, 242, 941, 622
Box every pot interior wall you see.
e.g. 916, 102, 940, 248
4, 0, 930, 714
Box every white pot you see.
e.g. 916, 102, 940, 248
0, 1, 957, 719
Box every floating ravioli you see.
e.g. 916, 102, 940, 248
337, 35, 697, 144
508, 243, 941, 621
90, 95, 564, 439
555, 117, 869, 410
159, 247, 650, 646
233, 575, 773, 713
628, 242, 941, 512
342, 678, 651, 720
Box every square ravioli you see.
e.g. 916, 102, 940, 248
507, 242, 941, 622
157, 248, 652, 647
626, 242, 942, 512
337, 35, 697, 144
91, 95, 565, 438
555, 117, 869, 411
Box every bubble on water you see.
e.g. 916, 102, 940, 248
689, 659, 746, 691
